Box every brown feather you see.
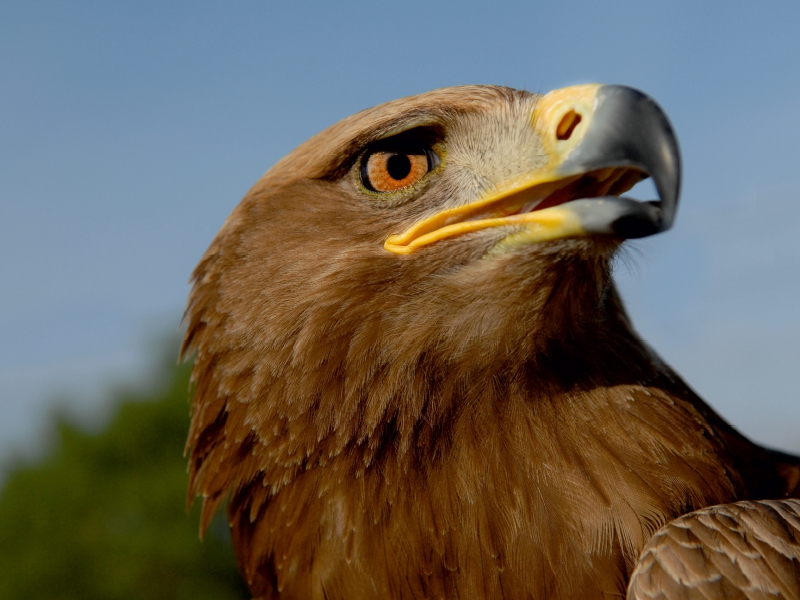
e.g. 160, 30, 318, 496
183, 85, 800, 598
628, 500, 800, 599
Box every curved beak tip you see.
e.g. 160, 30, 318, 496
557, 84, 682, 238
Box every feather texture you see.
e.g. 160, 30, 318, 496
628, 500, 800, 599
183, 85, 800, 598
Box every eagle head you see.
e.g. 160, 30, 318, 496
182, 85, 747, 600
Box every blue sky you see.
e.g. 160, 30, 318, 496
2, 1, 800, 457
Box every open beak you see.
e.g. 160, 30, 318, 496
384, 84, 681, 255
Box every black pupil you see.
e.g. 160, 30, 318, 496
386, 153, 412, 180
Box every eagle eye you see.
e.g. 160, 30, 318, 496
360, 145, 439, 193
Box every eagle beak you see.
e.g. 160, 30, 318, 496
384, 84, 682, 255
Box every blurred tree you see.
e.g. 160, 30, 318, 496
0, 343, 250, 600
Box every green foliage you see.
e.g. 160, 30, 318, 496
0, 348, 250, 600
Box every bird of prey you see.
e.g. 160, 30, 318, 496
182, 84, 800, 599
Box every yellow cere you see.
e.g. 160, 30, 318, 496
530, 83, 601, 166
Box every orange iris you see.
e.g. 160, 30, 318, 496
364, 151, 430, 192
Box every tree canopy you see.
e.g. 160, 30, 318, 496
0, 345, 249, 599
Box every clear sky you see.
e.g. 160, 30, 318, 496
2, 1, 799, 458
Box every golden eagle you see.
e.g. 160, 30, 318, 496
183, 84, 800, 599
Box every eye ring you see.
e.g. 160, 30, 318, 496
360, 147, 439, 192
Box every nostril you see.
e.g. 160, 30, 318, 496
556, 110, 582, 140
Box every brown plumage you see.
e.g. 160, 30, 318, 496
182, 84, 800, 599
629, 499, 800, 599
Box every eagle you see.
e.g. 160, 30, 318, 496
182, 84, 800, 599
